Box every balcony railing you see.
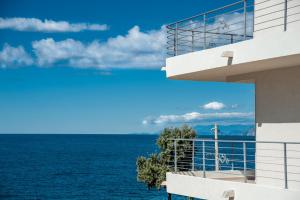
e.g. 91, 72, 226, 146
166, 0, 255, 56
168, 138, 300, 189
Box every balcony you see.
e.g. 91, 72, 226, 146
166, 138, 300, 199
166, 0, 254, 57
165, 0, 300, 82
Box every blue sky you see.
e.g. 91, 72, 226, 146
0, 0, 254, 134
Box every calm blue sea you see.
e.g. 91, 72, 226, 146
0, 134, 254, 200
0, 134, 175, 200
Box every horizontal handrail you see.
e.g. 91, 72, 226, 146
166, 0, 245, 28
169, 138, 300, 144
169, 138, 300, 189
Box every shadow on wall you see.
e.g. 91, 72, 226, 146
255, 65, 300, 124
228, 65, 300, 124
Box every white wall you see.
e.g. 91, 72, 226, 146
229, 66, 300, 190
255, 66, 300, 189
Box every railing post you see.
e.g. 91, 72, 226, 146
203, 14, 207, 49
192, 140, 195, 171
174, 140, 177, 172
243, 142, 247, 182
175, 23, 178, 56
284, 0, 288, 31
168, 193, 172, 200
173, 29, 176, 56
244, 0, 247, 40
202, 141, 206, 178
214, 123, 219, 171
191, 31, 194, 52
284, 142, 288, 189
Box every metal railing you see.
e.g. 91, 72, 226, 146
166, 0, 300, 57
166, 0, 255, 56
168, 138, 300, 189
255, 0, 300, 32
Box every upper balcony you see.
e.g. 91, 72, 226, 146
166, 0, 254, 57
165, 0, 300, 82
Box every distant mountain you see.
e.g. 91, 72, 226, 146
193, 124, 255, 136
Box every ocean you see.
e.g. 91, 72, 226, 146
0, 134, 175, 200
0, 134, 254, 200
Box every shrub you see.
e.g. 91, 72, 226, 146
136, 125, 196, 189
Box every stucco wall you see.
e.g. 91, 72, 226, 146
255, 66, 300, 189
229, 66, 300, 190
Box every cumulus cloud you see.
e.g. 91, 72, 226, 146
143, 112, 254, 125
0, 44, 33, 68
0, 17, 108, 32
171, 11, 254, 53
0, 10, 253, 69
0, 26, 165, 69
0, 11, 251, 69
205, 12, 253, 45
32, 26, 166, 68
203, 101, 225, 110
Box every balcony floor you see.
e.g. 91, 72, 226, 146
173, 170, 255, 183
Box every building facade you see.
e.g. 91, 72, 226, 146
164, 0, 300, 199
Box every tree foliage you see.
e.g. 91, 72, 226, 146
136, 125, 196, 189
136, 154, 168, 189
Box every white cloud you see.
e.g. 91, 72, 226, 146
203, 101, 225, 110
172, 11, 253, 53
231, 104, 238, 108
0, 26, 165, 69
0, 11, 249, 69
0, 44, 33, 68
205, 12, 253, 45
31, 26, 166, 69
0, 17, 108, 32
0, 11, 251, 69
143, 112, 254, 125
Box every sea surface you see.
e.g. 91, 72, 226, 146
0, 134, 176, 200
0, 134, 254, 200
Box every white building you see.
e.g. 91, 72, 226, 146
164, 0, 300, 199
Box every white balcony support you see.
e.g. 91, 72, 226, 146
167, 172, 300, 200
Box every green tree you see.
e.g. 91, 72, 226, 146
136, 154, 168, 189
136, 125, 196, 189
